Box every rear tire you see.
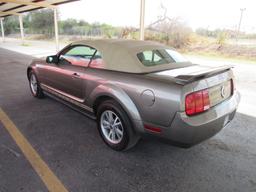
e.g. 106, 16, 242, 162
96, 99, 140, 151
29, 71, 44, 98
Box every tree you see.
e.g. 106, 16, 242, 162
28, 9, 54, 37
147, 4, 192, 48
59, 18, 77, 35
2, 16, 19, 35
216, 31, 228, 48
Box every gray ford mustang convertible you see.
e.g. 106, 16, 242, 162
27, 39, 240, 151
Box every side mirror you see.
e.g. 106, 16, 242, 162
46, 55, 59, 64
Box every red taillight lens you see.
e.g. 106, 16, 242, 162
202, 90, 210, 110
185, 89, 210, 116
185, 93, 196, 115
194, 91, 204, 113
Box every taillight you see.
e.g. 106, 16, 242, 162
231, 79, 235, 94
185, 89, 210, 116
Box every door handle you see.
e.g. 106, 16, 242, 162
72, 72, 80, 78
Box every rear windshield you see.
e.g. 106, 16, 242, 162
137, 49, 188, 67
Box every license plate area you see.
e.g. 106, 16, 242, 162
209, 80, 232, 107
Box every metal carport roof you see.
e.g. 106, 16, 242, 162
0, 0, 79, 17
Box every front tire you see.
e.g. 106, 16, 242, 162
97, 99, 140, 151
29, 71, 44, 98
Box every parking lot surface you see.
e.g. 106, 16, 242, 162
0, 48, 256, 192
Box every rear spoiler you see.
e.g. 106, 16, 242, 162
175, 65, 233, 85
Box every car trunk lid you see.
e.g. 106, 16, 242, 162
149, 64, 234, 114
153, 65, 232, 85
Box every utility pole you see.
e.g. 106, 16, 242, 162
139, 0, 145, 40
236, 8, 246, 41
19, 15, 24, 44
0, 18, 4, 42
53, 7, 59, 52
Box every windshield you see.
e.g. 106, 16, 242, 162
137, 49, 188, 67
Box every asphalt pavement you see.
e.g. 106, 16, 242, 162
0, 48, 256, 192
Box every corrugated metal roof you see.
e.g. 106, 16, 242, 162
0, 0, 79, 17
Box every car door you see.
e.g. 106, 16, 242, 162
43, 45, 96, 101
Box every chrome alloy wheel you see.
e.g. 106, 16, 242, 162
30, 74, 38, 95
100, 110, 124, 144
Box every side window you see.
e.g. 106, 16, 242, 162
143, 51, 153, 61
138, 50, 164, 66
89, 51, 106, 69
59, 45, 96, 67
137, 49, 177, 66
152, 51, 162, 62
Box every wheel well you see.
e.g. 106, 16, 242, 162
27, 67, 32, 80
93, 95, 114, 114
93, 95, 139, 136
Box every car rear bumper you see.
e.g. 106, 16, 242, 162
142, 91, 241, 147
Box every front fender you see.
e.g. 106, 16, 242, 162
27, 62, 38, 80
88, 83, 144, 132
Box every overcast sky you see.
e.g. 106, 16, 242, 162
59, 0, 256, 33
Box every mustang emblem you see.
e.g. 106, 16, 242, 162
221, 85, 226, 98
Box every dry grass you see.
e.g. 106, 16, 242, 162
185, 41, 256, 63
